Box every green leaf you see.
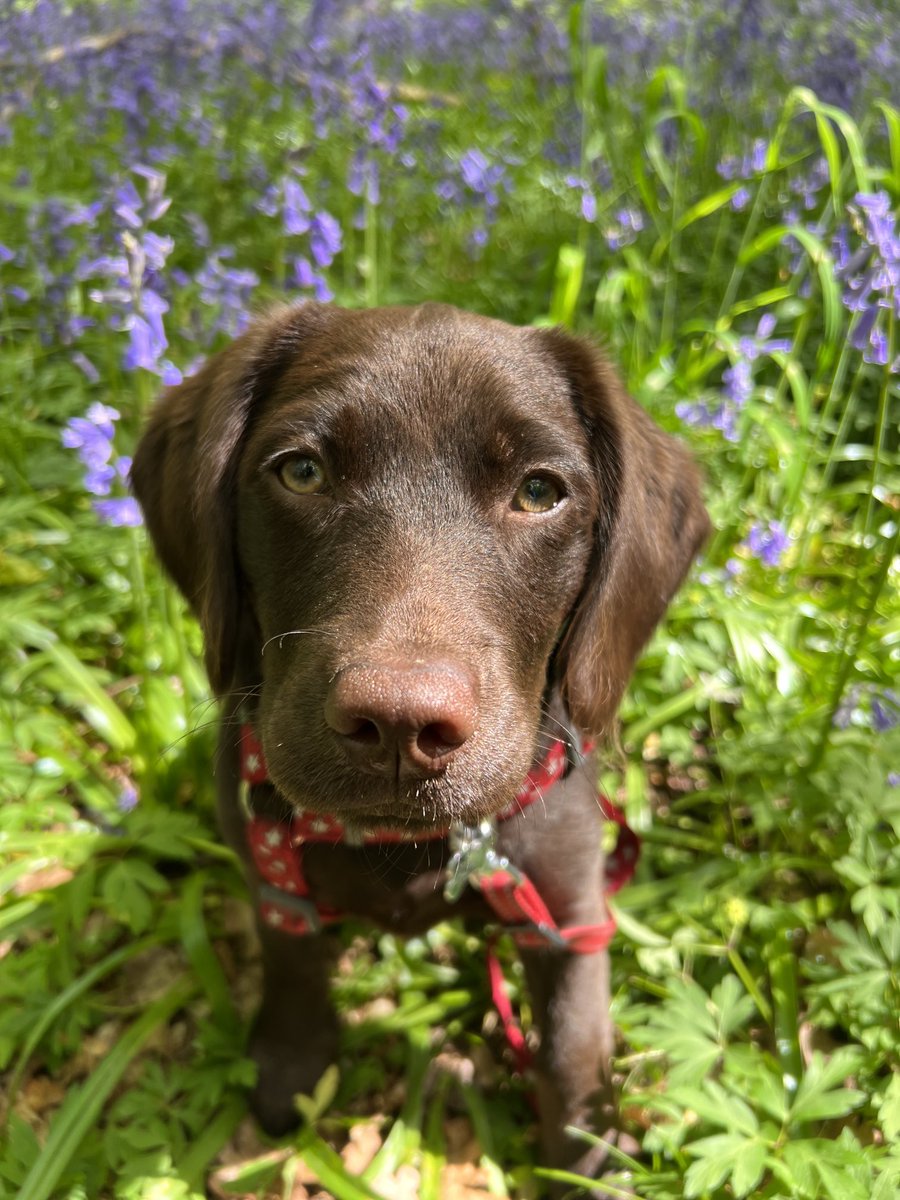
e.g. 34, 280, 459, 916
789, 1050, 867, 1124
100, 859, 168, 934
16, 981, 194, 1200
547, 243, 585, 328
877, 1072, 900, 1142
730, 1139, 768, 1198
294, 1063, 340, 1127
179, 873, 240, 1032
684, 1133, 746, 1197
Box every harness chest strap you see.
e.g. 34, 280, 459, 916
240, 724, 639, 953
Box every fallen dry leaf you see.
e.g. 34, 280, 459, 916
14, 863, 74, 895
441, 1162, 494, 1199
370, 1163, 420, 1200
341, 1120, 384, 1174
19, 1074, 67, 1117
444, 1115, 480, 1163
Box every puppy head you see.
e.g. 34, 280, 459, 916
132, 303, 708, 825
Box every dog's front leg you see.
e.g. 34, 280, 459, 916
248, 923, 340, 1136
215, 726, 340, 1136
520, 944, 620, 1193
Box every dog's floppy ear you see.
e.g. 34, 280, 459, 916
131, 303, 331, 694
535, 328, 710, 737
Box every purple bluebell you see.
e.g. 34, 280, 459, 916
283, 176, 312, 236
871, 691, 899, 733
196, 250, 259, 340
603, 207, 643, 251
723, 359, 753, 407
71, 352, 100, 383
738, 314, 792, 360
313, 276, 334, 302
123, 316, 161, 373
160, 361, 183, 385
744, 520, 790, 568
118, 781, 140, 812
836, 192, 900, 368
94, 497, 143, 527
310, 211, 342, 269
62, 406, 116, 470
294, 257, 316, 289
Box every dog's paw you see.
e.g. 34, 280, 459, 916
248, 1020, 340, 1137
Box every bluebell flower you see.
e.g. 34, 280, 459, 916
435, 180, 458, 203
71, 351, 100, 384
603, 207, 644, 250
94, 497, 143, 527
63, 404, 142, 527
836, 192, 900, 369
196, 249, 259, 340
160, 361, 183, 385
738, 313, 792, 360
309, 211, 342, 269
283, 176, 312, 236
62, 410, 115, 469
723, 359, 753, 407
871, 691, 900, 733
744, 520, 790, 568
294, 257, 316, 289
124, 315, 161, 372
118, 781, 140, 812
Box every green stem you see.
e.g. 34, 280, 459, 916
809, 517, 900, 771
864, 307, 895, 536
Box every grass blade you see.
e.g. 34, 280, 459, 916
17, 979, 195, 1200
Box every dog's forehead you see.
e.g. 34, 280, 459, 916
261, 308, 581, 446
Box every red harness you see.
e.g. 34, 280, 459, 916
240, 725, 639, 954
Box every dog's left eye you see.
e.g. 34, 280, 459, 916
277, 455, 327, 495
513, 474, 564, 514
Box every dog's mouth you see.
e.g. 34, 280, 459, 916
256, 722, 532, 832
273, 766, 514, 831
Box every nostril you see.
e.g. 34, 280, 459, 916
343, 717, 380, 746
417, 719, 470, 761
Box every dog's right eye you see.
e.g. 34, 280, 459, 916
277, 455, 327, 495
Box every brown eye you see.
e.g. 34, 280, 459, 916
513, 474, 563, 514
277, 455, 326, 495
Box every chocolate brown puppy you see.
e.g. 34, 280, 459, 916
132, 302, 709, 1188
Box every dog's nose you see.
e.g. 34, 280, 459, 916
324, 660, 477, 776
